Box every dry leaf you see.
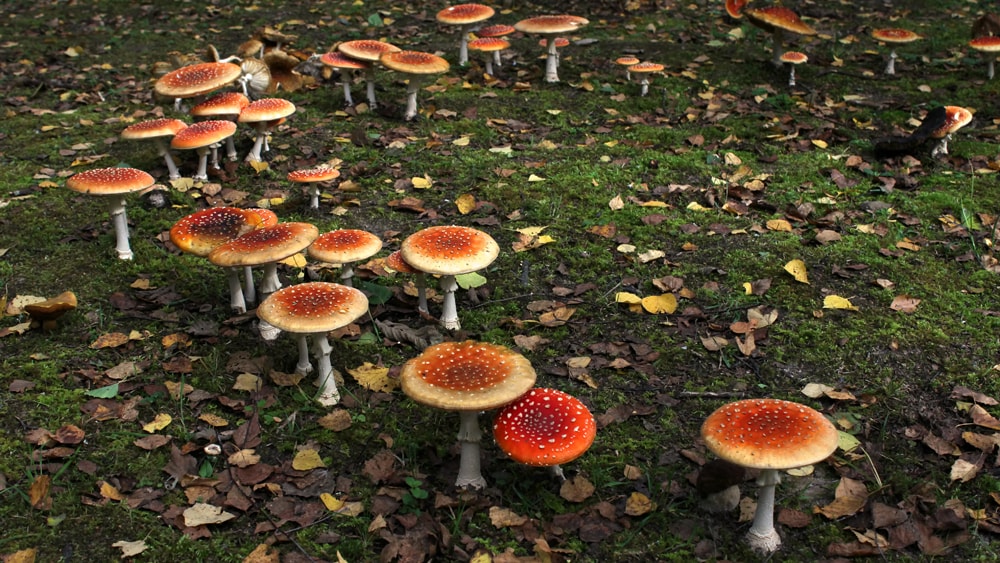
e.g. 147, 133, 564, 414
766, 219, 793, 232
183, 503, 236, 526
242, 543, 280, 563
320, 492, 345, 511
142, 413, 172, 433
232, 373, 262, 392
889, 295, 920, 313
228, 449, 260, 468
950, 458, 979, 482
559, 475, 595, 502
625, 492, 656, 516
784, 259, 810, 284
824, 295, 858, 311
608, 194, 625, 210
700, 334, 729, 351
489, 506, 529, 528
317, 409, 353, 432
91, 332, 129, 349
112, 540, 148, 558
815, 477, 868, 519
348, 362, 397, 393
641, 294, 677, 314
455, 193, 476, 214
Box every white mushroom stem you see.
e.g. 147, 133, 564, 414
493, 50, 502, 69
625, 69, 631, 81
544, 38, 560, 82
415, 272, 429, 314
224, 136, 238, 162
455, 410, 486, 489
194, 146, 211, 181
770, 31, 786, 67
259, 263, 282, 295
746, 468, 782, 553
788, 66, 797, 87
340, 72, 355, 106
640, 77, 650, 96
107, 195, 133, 260
438, 274, 460, 330
243, 266, 257, 307
340, 264, 355, 287
294, 333, 313, 375
225, 267, 247, 313
458, 27, 473, 65
151, 139, 181, 180
484, 57, 495, 76
987, 58, 996, 80
550, 465, 566, 481
258, 320, 281, 341
313, 333, 340, 406
931, 134, 952, 158
309, 185, 321, 210
402, 76, 426, 121
364, 67, 378, 108
245, 125, 268, 162
885, 49, 898, 75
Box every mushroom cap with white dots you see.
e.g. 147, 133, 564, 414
400, 225, 499, 276
493, 387, 596, 467
256, 282, 368, 334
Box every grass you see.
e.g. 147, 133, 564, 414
2, 0, 1000, 561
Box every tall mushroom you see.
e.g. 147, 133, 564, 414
319, 51, 370, 106
337, 40, 402, 109
154, 61, 242, 110
871, 28, 921, 76
778, 51, 807, 86
287, 165, 340, 210
400, 225, 499, 330
257, 282, 368, 406
725, 0, 816, 66
307, 229, 383, 287
238, 98, 296, 163
169, 120, 238, 181
493, 387, 596, 480
379, 51, 451, 121
969, 36, 1000, 79
701, 398, 838, 553
65, 167, 154, 260
400, 340, 537, 489
120, 118, 188, 180
514, 15, 589, 83
436, 3, 495, 66
190, 92, 250, 162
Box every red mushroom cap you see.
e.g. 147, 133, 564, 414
615, 56, 640, 67
246, 208, 279, 227
871, 28, 922, 44
169, 207, 264, 257
436, 3, 495, 25
170, 120, 237, 150
493, 387, 596, 467
120, 118, 188, 141
930, 106, 973, 138
287, 165, 341, 183
308, 229, 383, 265
701, 398, 838, 470
514, 15, 589, 35
400, 340, 537, 411
386, 250, 420, 274
66, 167, 155, 196
400, 225, 499, 275
380, 51, 451, 75
208, 222, 319, 267
468, 37, 511, 52
337, 40, 402, 62
319, 51, 371, 70
190, 92, 250, 118
538, 37, 571, 48
154, 62, 243, 98
725, 0, 748, 19
256, 281, 369, 334
778, 51, 808, 65
238, 98, 296, 124
969, 36, 1000, 52
477, 24, 516, 38
630, 61, 665, 73
744, 6, 816, 36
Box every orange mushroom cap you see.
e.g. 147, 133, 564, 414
169, 207, 264, 257
190, 92, 250, 117
969, 36, 1000, 52
319, 51, 371, 70
469, 37, 511, 52
514, 15, 589, 35
238, 98, 296, 123
871, 28, 922, 43
121, 118, 188, 140
170, 120, 237, 150
744, 6, 816, 36
256, 281, 368, 334
493, 387, 596, 467
400, 225, 499, 275
778, 51, 808, 65
208, 222, 319, 267
337, 39, 401, 62
929, 106, 973, 138
308, 229, 383, 264
287, 165, 341, 183
154, 62, 242, 98
477, 24, 516, 38
380, 51, 451, 75
436, 3, 495, 25
66, 167, 155, 196
386, 250, 420, 274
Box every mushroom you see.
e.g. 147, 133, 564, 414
701, 398, 838, 553
308, 229, 383, 287
257, 282, 368, 406
379, 51, 451, 121
23, 291, 77, 331
190, 92, 250, 162
436, 3, 495, 66
287, 165, 340, 210
169, 206, 265, 312
400, 340, 537, 489
65, 167, 155, 260
337, 40, 402, 109
153, 61, 243, 111
614, 55, 640, 81
263, 48, 307, 93
514, 15, 589, 83
538, 37, 570, 69
386, 250, 429, 314
319, 51, 370, 106
778, 51, 807, 86
871, 29, 921, 75
120, 118, 188, 180
169, 120, 238, 181
629, 62, 664, 96
238, 57, 272, 98
400, 225, 499, 330
969, 36, 1000, 79
493, 387, 596, 481
928, 105, 973, 157
468, 37, 510, 76
238, 98, 296, 163
476, 24, 516, 69
725, 0, 816, 66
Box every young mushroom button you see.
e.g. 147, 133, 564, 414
400, 340, 537, 489
701, 398, 838, 553
65, 167, 155, 260
400, 225, 499, 330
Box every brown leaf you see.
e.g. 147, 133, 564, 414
29, 474, 52, 509
815, 477, 868, 519
362, 449, 397, 484
559, 475, 595, 502
889, 294, 921, 313
624, 492, 655, 516
489, 506, 529, 528
53, 424, 84, 445
538, 307, 575, 327
133, 434, 172, 451
952, 386, 999, 406
970, 404, 1000, 431
513, 334, 550, 352
90, 332, 129, 349
317, 410, 353, 432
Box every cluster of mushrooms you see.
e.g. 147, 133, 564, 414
57, 4, 941, 556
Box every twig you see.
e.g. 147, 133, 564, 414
677, 391, 746, 399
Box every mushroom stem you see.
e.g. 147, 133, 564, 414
258, 319, 281, 341
885, 49, 897, 75
295, 333, 313, 375
550, 465, 567, 481
544, 38, 560, 82
458, 26, 472, 65
107, 195, 133, 260
746, 468, 782, 553
493, 50, 502, 69
224, 136, 238, 162
484, 57, 495, 76
152, 139, 182, 180
364, 67, 378, 108
931, 134, 951, 158
259, 263, 282, 296
788, 65, 797, 87
988, 59, 996, 80
313, 333, 340, 406
415, 272, 429, 314
439, 274, 460, 330
225, 267, 247, 313
340, 264, 356, 288
403, 77, 424, 121
770, 31, 785, 67
194, 147, 210, 181
640, 77, 650, 96
243, 266, 257, 307
309, 185, 321, 210
341, 73, 355, 106
455, 410, 486, 489
246, 126, 267, 162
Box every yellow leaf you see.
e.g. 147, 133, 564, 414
546, 109, 562, 115
784, 259, 810, 284
766, 219, 793, 232
348, 362, 398, 393
292, 448, 326, 471
527, 174, 545, 182
743, 282, 753, 295
641, 294, 677, 314
516, 226, 548, 237
249, 160, 269, 174
615, 292, 641, 304
411, 175, 432, 189
198, 413, 229, 427
604, 140, 619, 147
686, 201, 710, 211
812, 139, 828, 149
233, 373, 263, 391
536, 139, 558, 150
228, 449, 260, 467
279, 252, 307, 267
142, 413, 172, 433
452, 136, 471, 146
320, 492, 345, 511
624, 492, 656, 516
823, 295, 858, 311
100, 480, 124, 501
455, 193, 476, 215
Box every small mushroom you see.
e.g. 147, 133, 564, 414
928, 105, 973, 157
614, 55, 640, 81
120, 118, 189, 180
308, 229, 384, 287
515, 16, 589, 83
400, 341, 537, 489
170, 120, 238, 181
24, 291, 78, 331
257, 282, 369, 406
493, 387, 596, 480
726, 0, 816, 66
337, 40, 402, 109
701, 398, 838, 553
379, 51, 451, 121
871, 29, 921, 75
65, 167, 155, 260
319, 52, 370, 106
238, 98, 296, 163
969, 36, 1000, 79
476, 24, 516, 69
190, 92, 250, 162
629, 62, 664, 96
778, 51, 807, 86
400, 225, 499, 330
436, 3, 496, 66
287, 165, 341, 210
468, 37, 510, 76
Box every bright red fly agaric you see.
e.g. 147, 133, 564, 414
701, 398, 838, 553
493, 387, 596, 480
401, 340, 536, 489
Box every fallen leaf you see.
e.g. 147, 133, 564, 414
317, 409, 353, 432
142, 413, 172, 433
815, 477, 868, 519
950, 458, 979, 482
624, 492, 655, 516
348, 362, 397, 393
824, 295, 858, 311
292, 448, 326, 471
560, 475, 595, 502
489, 506, 529, 528
889, 295, 920, 313
455, 193, 476, 214
183, 503, 236, 526
784, 259, 810, 284
641, 294, 677, 314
